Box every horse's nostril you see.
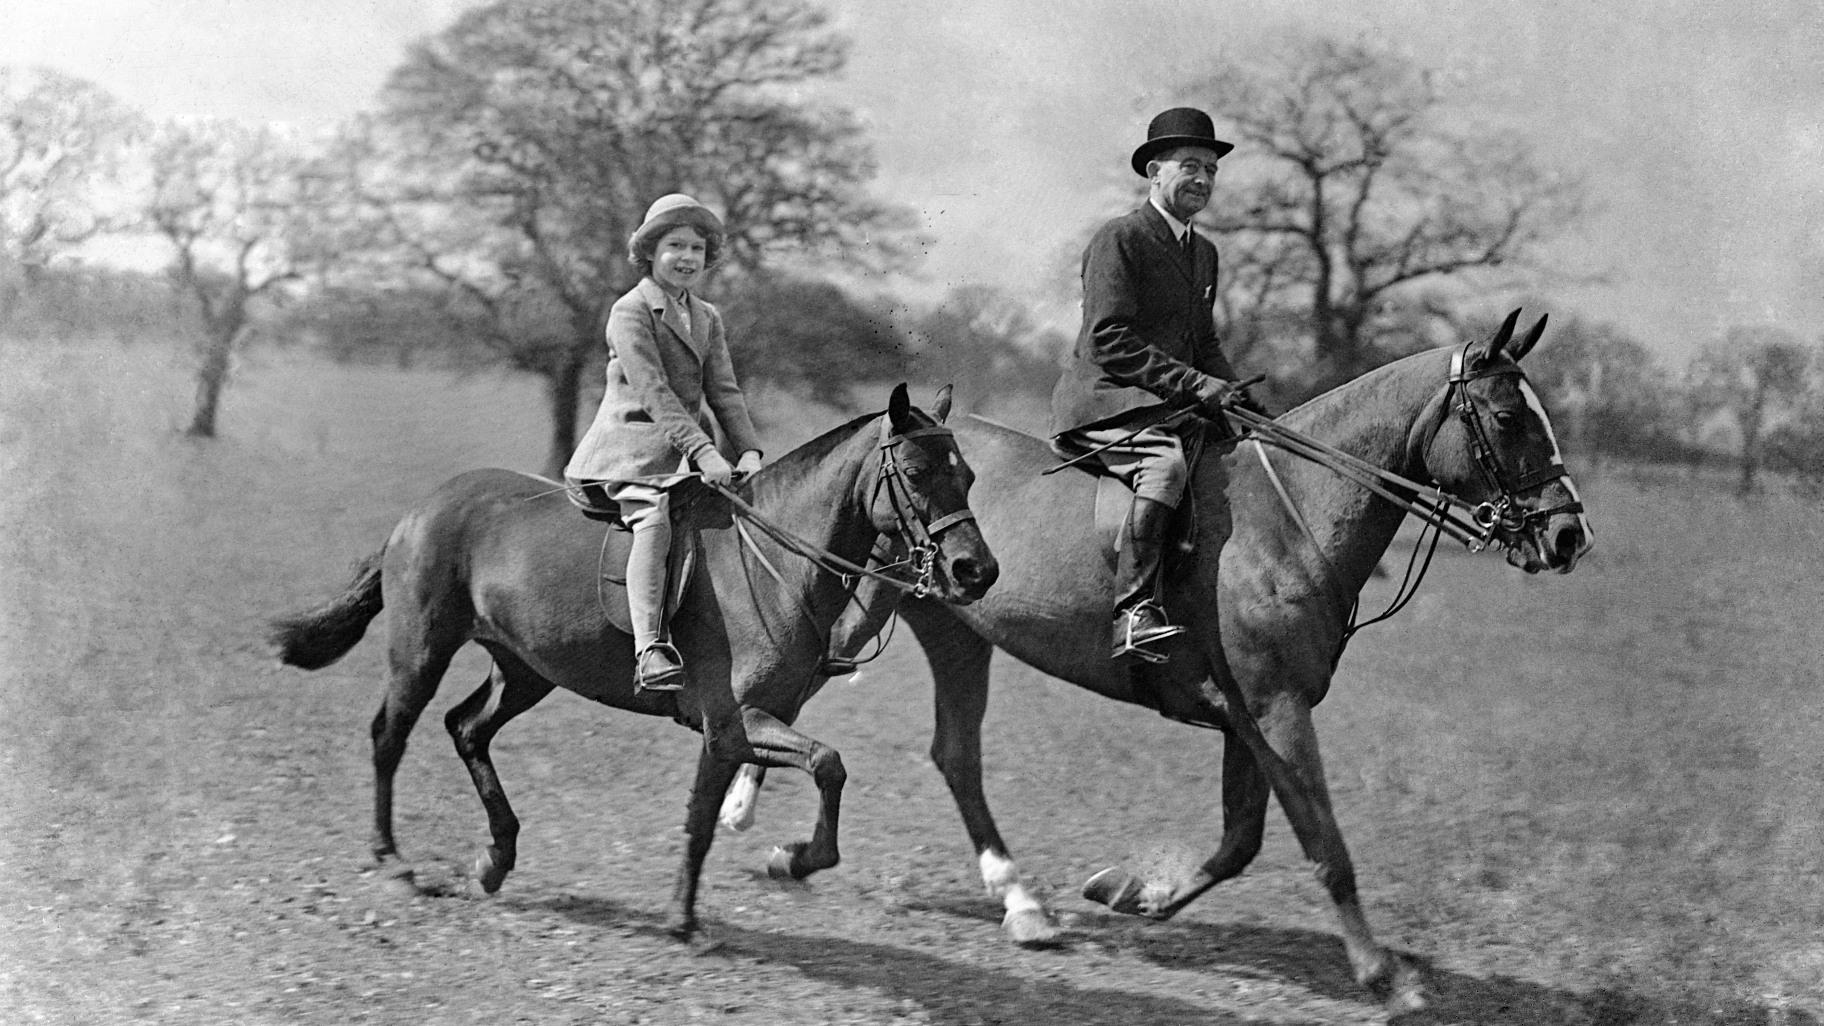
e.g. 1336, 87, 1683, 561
1553, 528, 1582, 562
952, 557, 997, 590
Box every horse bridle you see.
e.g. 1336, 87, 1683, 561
1441, 344, 1585, 543
709, 415, 979, 600
869, 421, 979, 598
1232, 341, 1582, 556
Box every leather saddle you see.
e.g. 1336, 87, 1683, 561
564, 479, 701, 635
1051, 429, 1211, 573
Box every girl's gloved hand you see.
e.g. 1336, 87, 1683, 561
697, 449, 734, 486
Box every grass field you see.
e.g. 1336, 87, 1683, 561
3, 336, 1821, 1024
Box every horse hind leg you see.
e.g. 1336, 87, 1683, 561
904, 601, 1059, 946
369, 636, 460, 891
445, 651, 556, 895
718, 764, 766, 832
1084, 727, 1269, 920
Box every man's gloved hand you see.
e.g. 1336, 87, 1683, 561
734, 450, 763, 481
1229, 388, 1272, 418
697, 449, 735, 486
1191, 374, 1241, 420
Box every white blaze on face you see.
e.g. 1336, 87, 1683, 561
1518, 378, 1594, 545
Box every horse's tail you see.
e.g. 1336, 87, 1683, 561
267, 548, 386, 671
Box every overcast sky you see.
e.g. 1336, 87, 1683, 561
6, 0, 1821, 363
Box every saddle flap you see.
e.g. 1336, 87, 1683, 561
593, 527, 699, 635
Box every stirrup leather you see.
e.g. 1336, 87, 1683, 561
635, 641, 686, 692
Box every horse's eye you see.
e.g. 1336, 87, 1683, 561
1493, 409, 1521, 430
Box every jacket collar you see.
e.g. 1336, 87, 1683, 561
1138, 202, 1199, 283
635, 277, 706, 359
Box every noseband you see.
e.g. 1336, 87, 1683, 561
871, 421, 978, 598
1444, 345, 1585, 541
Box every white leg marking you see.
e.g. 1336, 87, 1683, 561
719, 764, 762, 832
979, 850, 1043, 915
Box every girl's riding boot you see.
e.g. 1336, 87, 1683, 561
626, 519, 684, 692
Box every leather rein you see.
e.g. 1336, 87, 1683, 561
709, 417, 977, 601
1232, 342, 1580, 555
1231, 343, 1584, 659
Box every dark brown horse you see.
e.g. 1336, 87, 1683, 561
721, 313, 1592, 1006
266, 384, 996, 940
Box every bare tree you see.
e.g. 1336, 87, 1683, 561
1186, 37, 1585, 395
0, 66, 144, 293
354, 0, 918, 475
1688, 326, 1816, 495
144, 119, 328, 437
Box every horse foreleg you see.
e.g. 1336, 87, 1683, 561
907, 602, 1059, 946
446, 657, 555, 895
1246, 693, 1422, 1009
711, 707, 845, 881
665, 747, 742, 941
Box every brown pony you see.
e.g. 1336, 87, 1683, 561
266, 385, 996, 940
722, 313, 1592, 1007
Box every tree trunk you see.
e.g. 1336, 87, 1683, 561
186, 327, 237, 438
1736, 389, 1767, 497
542, 347, 588, 479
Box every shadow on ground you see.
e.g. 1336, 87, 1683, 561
529, 891, 1809, 1026
1081, 908, 1812, 1026
542, 893, 1303, 1025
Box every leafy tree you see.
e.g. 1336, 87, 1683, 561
144, 119, 334, 437
1183, 37, 1585, 397
0, 66, 144, 280
716, 273, 911, 406
909, 284, 1063, 418
359, 0, 916, 475
1687, 326, 1817, 495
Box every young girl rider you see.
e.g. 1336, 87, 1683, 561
564, 193, 764, 692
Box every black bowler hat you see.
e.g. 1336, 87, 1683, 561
1130, 107, 1234, 177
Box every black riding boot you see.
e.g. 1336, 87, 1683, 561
1111, 496, 1185, 661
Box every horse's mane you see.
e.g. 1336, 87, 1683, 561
1278, 345, 1452, 430
742, 408, 884, 502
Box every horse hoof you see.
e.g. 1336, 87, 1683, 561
1080, 867, 1144, 915
766, 846, 799, 881
474, 851, 510, 894
1003, 907, 1063, 948
377, 868, 422, 899
687, 933, 726, 956
1384, 958, 1428, 1013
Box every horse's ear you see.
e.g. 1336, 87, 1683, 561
888, 382, 912, 431
1484, 308, 1523, 362
932, 384, 954, 424
1510, 313, 1548, 362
